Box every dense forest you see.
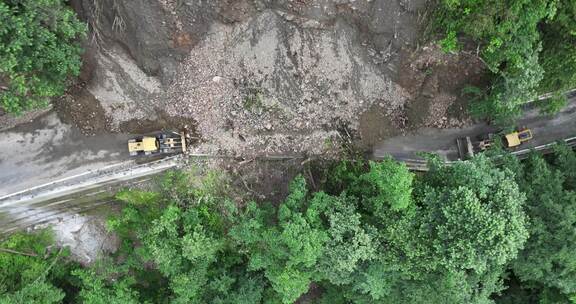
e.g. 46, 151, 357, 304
0, 0, 85, 114
1, 146, 575, 303
436, 0, 576, 121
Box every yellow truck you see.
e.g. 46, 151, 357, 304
457, 128, 533, 160
128, 131, 188, 156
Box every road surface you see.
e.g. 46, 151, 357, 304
373, 96, 576, 161
1, 95, 576, 234
0, 112, 131, 197
0, 112, 138, 234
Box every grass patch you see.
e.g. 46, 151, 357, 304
243, 88, 264, 112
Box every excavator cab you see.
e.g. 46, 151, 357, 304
128, 131, 188, 156
504, 129, 533, 148
128, 137, 160, 156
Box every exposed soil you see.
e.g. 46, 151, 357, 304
54, 85, 111, 136
118, 110, 199, 137
53, 40, 110, 136
359, 104, 401, 149
0, 107, 52, 132
296, 282, 323, 304
202, 157, 306, 205
53, 0, 487, 157
397, 43, 488, 130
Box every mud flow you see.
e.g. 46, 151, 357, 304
57, 0, 486, 157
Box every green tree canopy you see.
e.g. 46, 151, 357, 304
0, 0, 85, 114
4, 150, 576, 304
319, 156, 528, 304
103, 171, 267, 304
506, 149, 576, 296
0, 230, 72, 304
435, 0, 576, 121
231, 176, 329, 304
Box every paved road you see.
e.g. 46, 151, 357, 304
0, 112, 131, 197
0, 112, 139, 234
2, 101, 575, 197
1, 96, 575, 233
373, 97, 576, 161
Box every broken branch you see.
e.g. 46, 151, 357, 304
0, 247, 38, 257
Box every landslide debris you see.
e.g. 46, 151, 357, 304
163, 10, 409, 155
62, 0, 484, 154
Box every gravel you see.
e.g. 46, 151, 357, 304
163, 10, 409, 156
52, 215, 119, 265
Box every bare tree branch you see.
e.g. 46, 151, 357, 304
0, 247, 38, 257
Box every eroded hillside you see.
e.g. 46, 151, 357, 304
63, 0, 485, 155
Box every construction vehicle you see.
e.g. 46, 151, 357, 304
457, 128, 533, 160
128, 131, 188, 156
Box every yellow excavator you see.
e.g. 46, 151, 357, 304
128, 131, 188, 156
457, 128, 533, 160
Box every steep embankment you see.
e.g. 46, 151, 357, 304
63, 0, 486, 155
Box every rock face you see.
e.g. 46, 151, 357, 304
66, 0, 481, 154
52, 215, 119, 266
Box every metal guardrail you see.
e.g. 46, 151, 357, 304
2, 135, 575, 209
511, 136, 576, 158
398, 136, 576, 171
4, 134, 575, 202
0, 155, 183, 207
534, 88, 576, 102
0, 153, 308, 234
0, 152, 307, 208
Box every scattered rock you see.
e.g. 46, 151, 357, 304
52, 215, 119, 266
63, 0, 483, 156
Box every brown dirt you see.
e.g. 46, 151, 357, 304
296, 282, 323, 304
358, 104, 401, 149
396, 43, 488, 130
53, 39, 200, 137
173, 32, 194, 50
53, 86, 111, 136
57, 0, 487, 157
78, 42, 98, 83
55, 84, 199, 137
226, 157, 305, 204
186, 156, 308, 207
118, 110, 199, 137
0, 107, 53, 132
217, 0, 257, 24
52, 39, 110, 136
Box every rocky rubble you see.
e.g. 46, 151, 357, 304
63, 0, 484, 155
52, 215, 119, 265
163, 10, 409, 155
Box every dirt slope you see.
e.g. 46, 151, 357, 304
60, 0, 485, 155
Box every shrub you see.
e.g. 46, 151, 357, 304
439, 30, 459, 53
434, 0, 575, 123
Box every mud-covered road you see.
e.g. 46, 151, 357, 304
1, 98, 575, 199
0, 112, 130, 197
1, 94, 576, 233
373, 95, 576, 161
